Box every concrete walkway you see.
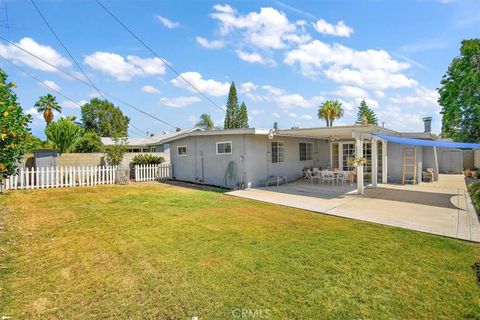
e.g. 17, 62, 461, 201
227, 174, 480, 242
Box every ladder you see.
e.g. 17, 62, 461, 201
402, 147, 417, 184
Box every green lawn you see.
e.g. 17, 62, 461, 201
1, 183, 479, 319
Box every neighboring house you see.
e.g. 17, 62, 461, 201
101, 128, 202, 153
162, 117, 480, 191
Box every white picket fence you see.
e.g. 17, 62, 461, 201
134, 164, 171, 182
4, 165, 118, 190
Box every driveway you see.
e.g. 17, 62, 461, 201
227, 174, 480, 242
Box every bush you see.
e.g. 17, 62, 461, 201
73, 131, 105, 153
130, 154, 165, 166
468, 181, 480, 211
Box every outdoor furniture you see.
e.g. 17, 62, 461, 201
422, 168, 435, 182
260, 175, 288, 187
321, 170, 336, 184
306, 169, 321, 184
336, 171, 350, 185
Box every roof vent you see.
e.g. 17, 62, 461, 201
423, 117, 432, 133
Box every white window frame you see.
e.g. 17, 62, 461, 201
177, 145, 187, 157
299, 142, 313, 161
216, 141, 233, 155
271, 141, 285, 164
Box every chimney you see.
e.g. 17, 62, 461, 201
273, 122, 278, 132
423, 117, 432, 133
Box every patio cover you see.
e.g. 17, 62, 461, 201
374, 134, 480, 149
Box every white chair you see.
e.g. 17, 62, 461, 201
337, 171, 349, 185
306, 169, 321, 184
321, 171, 335, 184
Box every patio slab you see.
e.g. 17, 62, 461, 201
227, 174, 480, 242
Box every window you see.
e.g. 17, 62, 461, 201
331, 143, 339, 169
342, 143, 356, 171
299, 142, 313, 161
177, 145, 187, 156
271, 141, 284, 163
216, 141, 232, 155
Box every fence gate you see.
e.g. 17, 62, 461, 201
134, 164, 172, 182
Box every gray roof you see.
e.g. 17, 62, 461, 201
101, 127, 202, 147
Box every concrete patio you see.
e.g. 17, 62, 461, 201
228, 174, 480, 242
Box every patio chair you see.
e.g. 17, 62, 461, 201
422, 168, 435, 182
306, 169, 321, 184
321, 171, 335, 184
337, 171, 350, 185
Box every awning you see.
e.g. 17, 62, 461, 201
374, 134, 480, 149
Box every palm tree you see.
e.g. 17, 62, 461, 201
35, 94, 61, 126
196, 113, 214, 129
317, 100, 344, 127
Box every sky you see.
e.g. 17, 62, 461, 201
0, 0, 479, 139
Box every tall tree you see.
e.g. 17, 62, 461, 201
237, 102, 249, 128
439, 39, 480, 142
356, 100, 378, 125
0, 68, 31, 186
224, 82, 239, 129
317, 100, 344, 127
81, 98, 130, 137
196, 113, 214, 129
45, 116, 84, 153
34, 94, 61, 126
73, 131, 105, 153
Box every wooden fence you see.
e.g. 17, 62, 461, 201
4, 165, 118, 190
134, 164, 171, 182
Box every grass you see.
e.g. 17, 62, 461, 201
0, 182, 479, 319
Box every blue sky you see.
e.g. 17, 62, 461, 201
0, 0, 479, 138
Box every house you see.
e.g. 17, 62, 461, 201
101, 127, 202, 153
162, 118, 480, 192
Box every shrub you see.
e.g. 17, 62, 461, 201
73, 131, 105, 153
130, 154, 165, 166
45, 117, 83, 153
468, 181, 480, 211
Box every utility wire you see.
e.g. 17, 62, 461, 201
0, 36, 180, 130
29, 0, 106, 100
0, 53, 84, 108
95, 0, 226, 113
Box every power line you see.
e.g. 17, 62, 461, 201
95, 0, 226, 113
0, 53, 84, 108
0, 36, 180, 130
129, 123, 146, 136
29, 0, 106, 100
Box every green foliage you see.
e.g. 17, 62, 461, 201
469, 181, 480, 211
439, 39, 480, 142
317, 100, 344, 127
196, 113, 214, 129
105, 136, 127, 165
224, 82, 239, 129
24, 135, 52, 153
237, 102, 249, 128
73, 131, 105, 153
81, 98, 130, 137
356, 100, 378, 125
45, 117, 84, 153
34, 94, 61, 126
130, 154, 165, 166
0, 69, 32, 181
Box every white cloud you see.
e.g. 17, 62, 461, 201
288, 112, 298, 118
251, 109, 264, 115
273, 112, 280, 118
210, 5, 310, 50
84, 52, 166, 81
239, 82, 257, 93
42, 80, 60, 91
260, 85, 323, 109
301, 114, 313, 120
160, 96, 201, 108
141, 85, 160, 94
312, 19, 353, 37
389, 86, 439, 108
61, 99, 86, 109
334, 85, 368, 99
236, 50, 275, 65
196, 36, 225, 49
26, 107, 38, 115
284, 40, 416, 90
156, 16, 180, 29
170, 72, 230, 96
0, 37, 71, 72
374, 90, 385, 98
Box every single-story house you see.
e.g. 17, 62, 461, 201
101, 127, 202, 153
162, 118, 480, 193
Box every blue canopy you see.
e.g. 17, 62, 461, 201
374, 134, 480, 149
